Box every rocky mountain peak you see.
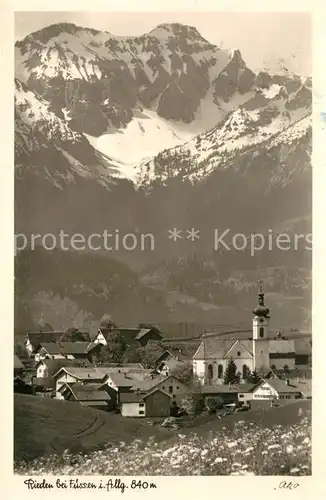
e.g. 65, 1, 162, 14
150, 23, 207, 41
16, 22, 108, 48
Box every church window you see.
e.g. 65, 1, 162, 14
207, 364, 213, 379
259, 327, 264, 338
217, 364, 223, 378
237, 351, 241, 356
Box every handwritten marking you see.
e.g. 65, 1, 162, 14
278, 480, 300, 490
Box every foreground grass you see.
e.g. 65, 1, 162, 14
14, 394, 171, 462
15, 412, 311, 476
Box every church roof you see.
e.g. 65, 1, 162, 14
193, 339, 253, 360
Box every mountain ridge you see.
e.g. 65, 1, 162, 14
14, 22, 312, 331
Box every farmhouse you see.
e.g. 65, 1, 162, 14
102, 369, 154, 402
57, 383, 113, 410
250, 379, 302, 401
53, 367, 111, 398
153, 347, 193, 376
120, 388, 171, 417
25, 330, 91, 356
92, 324, 163, 347
33, 342, 92, 363
202, 384, 255, 405
132, 374, 190, 403
35, 358, 92, 389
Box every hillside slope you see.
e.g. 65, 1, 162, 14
14, 393, 171, 463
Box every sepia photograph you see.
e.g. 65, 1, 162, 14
13, 8, 312, 477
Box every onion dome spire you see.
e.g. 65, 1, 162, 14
253, 282, 270, 318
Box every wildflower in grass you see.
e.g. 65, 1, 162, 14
15, 408, 311, 476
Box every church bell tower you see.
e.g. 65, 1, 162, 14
252, 284, 270, 372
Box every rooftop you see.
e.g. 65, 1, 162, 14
193, 339, 253, 360
37, 342, 91, 355
120, 392, 144, 403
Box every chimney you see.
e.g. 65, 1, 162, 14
286, 379, 290, 386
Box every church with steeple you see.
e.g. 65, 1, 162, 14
193, 286, 297, 384
252, 285, 271, 373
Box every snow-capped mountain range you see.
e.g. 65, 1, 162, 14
15, 21, 311, 187
14, 22, 311, 239
14, 21, 312, 330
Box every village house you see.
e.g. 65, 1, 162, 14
53, 365, 153, 400
131, 374, 190, 403
35, 358, 92, 388
193, 288, 311, 383
201, 384, 255, 406
249, 378, 303, 401
53, 367, 111, 398
92, 317, 163, 347
33, 342, 92, 363
102, 368, 155, 403
120, 388, 172, 418
153, 346, 195, 376
25, 330, 91, 356
57, 383, 113, 411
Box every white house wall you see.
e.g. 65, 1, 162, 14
193, 358, 254, 385
156, 377, 189, 403
252, 381, 279, 400
55, 372, 78, 398
121, 402, 146, 417
94, 332, 107, 345
36, 364, 48, 378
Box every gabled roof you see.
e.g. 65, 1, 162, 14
26, 331, 66, 348
193, 339, 253, 360
37, 342, 90, 355
65, 383, 111, 401
131, 374, 184, 392
157, 357, 188, 372
36, 357, 91, 370
97, 327, 161, 345
120, 392, 144, 403
106, 373, 138, 387
143, 387, 172, 399
135, 329, 152, 340
26, 331, 90, 349
120, 387, 172, 403
154, 347, 192, 365
53, 366, 111, 381
258, 379, 302, 394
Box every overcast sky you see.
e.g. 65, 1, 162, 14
15, 11, 311, 76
